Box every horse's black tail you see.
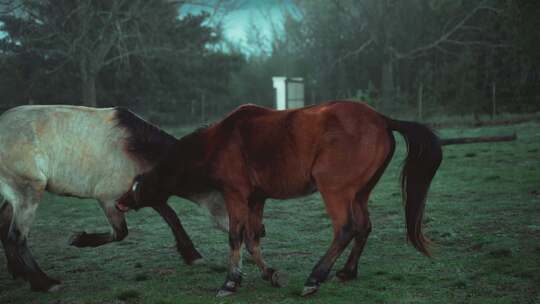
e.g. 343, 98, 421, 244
385, 118, 443, 256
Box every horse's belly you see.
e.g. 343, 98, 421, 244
45, 150, 139, 200
187, 191, 229, 232
255, 169, 316, 199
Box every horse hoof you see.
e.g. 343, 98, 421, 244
189, 257, 204, 266
48, 283, 62, 292
301, 285, 319, 297
270, 270, 289, 288
31, 278, 62, 292
336, 269, 357, 282
7, 263, 19, 279
68, 231, 86, 247
216, 288, 235, 297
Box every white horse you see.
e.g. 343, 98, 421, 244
0, 105, 201, 292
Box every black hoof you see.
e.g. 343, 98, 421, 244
68, 231, 87, 247
216, 287, 235, 297
30, 277, 62, 292
180, 250, 203, 265
336, 269, 357, 282
187, 257, 204, 266
301, 284, 319, 297
262, 268, 288, 287
217, 271, 243, 297
7, 262, 19, 279
217, 280, 239, 297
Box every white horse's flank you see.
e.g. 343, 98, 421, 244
0, 106, 140, 230
0, 105, 201, 292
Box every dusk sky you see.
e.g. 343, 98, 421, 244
183, 0, 297, 52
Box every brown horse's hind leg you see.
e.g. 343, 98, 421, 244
335, 191, 372, 281
337, 133, 394, 282
244, 199, 287, 288
69, 200, 127, 247
216, 190, 249, 297
302, 190, 356, 296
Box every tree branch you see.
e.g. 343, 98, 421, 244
332, 38, 374, 68
393, 1, 503, 59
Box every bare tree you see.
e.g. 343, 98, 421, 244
318, 0, 504, 109
1, 0, 196, 106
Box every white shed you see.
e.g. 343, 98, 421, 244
272, 77, 304, 110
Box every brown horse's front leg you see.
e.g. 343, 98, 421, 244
152, 203, 202, 264
244, 199, 287, 288
216, 191, 249, 297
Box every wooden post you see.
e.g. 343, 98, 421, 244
418, 83, 424, 121
491, 82, 497, 119
284, 78, 289, 109
201, 92, 206, 124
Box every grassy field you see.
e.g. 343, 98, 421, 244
1, 120, 539, 304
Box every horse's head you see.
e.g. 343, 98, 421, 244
116, 174, 169, 212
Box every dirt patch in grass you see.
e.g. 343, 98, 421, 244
488, 249, 513, 258
150, 268, 176, 276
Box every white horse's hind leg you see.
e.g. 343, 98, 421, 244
69, 200, 128, 247
0, 180, 61, 292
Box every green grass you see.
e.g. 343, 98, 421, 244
1, 121, 540, 303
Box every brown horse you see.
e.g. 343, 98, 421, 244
117, 100, 443, 296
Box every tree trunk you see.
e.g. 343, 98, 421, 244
82, 76, 97, 107
80, 59, 97, 107
380, 61, 394, 112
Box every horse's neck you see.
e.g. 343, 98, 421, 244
176, 128, 210, 165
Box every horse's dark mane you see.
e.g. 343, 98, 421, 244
114, 107, 178, 164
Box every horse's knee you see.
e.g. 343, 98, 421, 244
102, 203, 128, 242
113, 225, 128, 242
6, 224, 25, 245
259, 224, 266, 238
0, 203, 13, 237
366, 222, 372, 234
1, 202, 13, 220
335, 222, 355, 244
361, 218, 372, 236
111, 218, 128, 242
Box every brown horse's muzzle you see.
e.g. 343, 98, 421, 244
116, 180, 141, 212
115, 193, 133, 212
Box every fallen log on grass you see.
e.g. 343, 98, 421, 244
428, 113, 539, 129
472, 115, 538, 127
440, 133, 517, 146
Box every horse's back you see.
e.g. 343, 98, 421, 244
212, 101, 390, 198
0, 105, 138, 200
228, 101, 388, 158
